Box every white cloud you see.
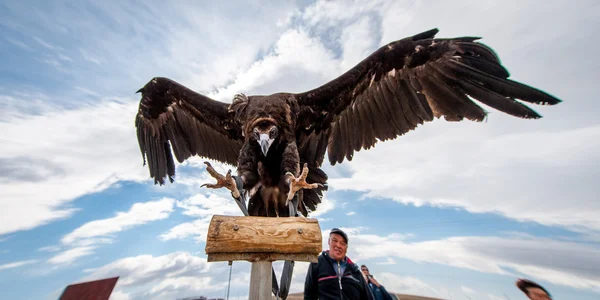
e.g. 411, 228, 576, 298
378, 273, 444, 298
4, 0, 593, 239
0, 0, 300, 237
42, 198, 175, 266
159, 219, 209, 243
376, 258, 396, 265
461, 285, 477, 295
329, 125, 600, 232
308, 195, 335, 218
175, 193, 241, 219
301, 0, 389, 28
349, 231, 600, 292
281, 260, 312, 295
83, 251, 238, 300
109, 290, 131, 300
159, 193, 242, 243
338, 16, 378, 71
0, 259, 38, 271
62, 198, 175, 244
0, 99, 150, 236
38, 246, 61, 252
1, 1, 598, 299
33, 36, 60, 50
488, 294, 505, 300
44, 198, 175, 264
207, 27, 341, 101
47, 246, 96, 265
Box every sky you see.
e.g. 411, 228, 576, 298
0, 0, 599, 299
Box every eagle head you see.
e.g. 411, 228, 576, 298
251, 118, 278, 156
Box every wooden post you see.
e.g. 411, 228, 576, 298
205, 215, 322, 300
249, 261, 272, 299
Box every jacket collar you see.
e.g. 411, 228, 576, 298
323, 250, 356, 267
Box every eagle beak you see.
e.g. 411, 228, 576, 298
259, 133, 272, 156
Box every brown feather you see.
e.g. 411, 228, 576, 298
294, 28, 560, 166
136, 28, 562, 217
135, 77, 243, 185
458, 80, 542, 118
343, 110, 355, 161
382, 75, 412, 132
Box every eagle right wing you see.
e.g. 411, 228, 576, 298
293, 28, 562, 166
135, 77, 244, 185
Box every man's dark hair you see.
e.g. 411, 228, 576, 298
361, 265, 368, 269
516, 279, 552, 298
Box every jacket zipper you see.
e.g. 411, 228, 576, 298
338, 261, 343, 300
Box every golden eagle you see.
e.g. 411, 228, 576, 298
135, 28, 561, 217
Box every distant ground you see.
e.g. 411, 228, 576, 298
276, 292, 443, 300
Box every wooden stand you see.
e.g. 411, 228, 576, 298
205, 215, 322, 300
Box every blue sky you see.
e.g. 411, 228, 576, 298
1, 0, 599, 299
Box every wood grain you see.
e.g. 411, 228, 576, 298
249, 261, 273, 300
205, 215, 322, 256
207, 253, 318, 263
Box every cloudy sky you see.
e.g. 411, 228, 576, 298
1, 0, 599, 299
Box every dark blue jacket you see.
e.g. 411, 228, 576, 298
367, 281, 394, 300
304, 250, 374, 300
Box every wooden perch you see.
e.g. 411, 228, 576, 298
205, 215, 322, 263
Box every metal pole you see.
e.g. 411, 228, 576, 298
226, 261, 233, 300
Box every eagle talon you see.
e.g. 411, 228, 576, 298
200, 161, 240, 198
285, 163, 319, 206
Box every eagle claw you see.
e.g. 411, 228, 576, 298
200, 161, 240, 199
285, 163, 321, 206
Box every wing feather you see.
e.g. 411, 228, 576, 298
382, 76, 411, 132
135, 77, 243, 185
294, 28, 561, 166
355, 97, 375, 149
342, 110, 353, 161
350, 102, 362, 152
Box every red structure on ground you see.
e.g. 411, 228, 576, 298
58, 276, 119, 300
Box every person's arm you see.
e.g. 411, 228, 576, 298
360, 271, 375, 300
368, 275, 381, 287
304, 262, 318, 300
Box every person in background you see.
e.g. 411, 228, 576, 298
516, 278, 552, 300
360, 265, 394, 300
304, 228, 374, 300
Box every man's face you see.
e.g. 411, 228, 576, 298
361, 266, 370, 277
527, 287, 552, 300
328, 233, 347, 261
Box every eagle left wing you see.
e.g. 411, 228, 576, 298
293, 28, 562, 166
135, 77, 244, 185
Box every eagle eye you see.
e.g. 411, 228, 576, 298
269, 127, 278, 137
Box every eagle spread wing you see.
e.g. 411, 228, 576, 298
294, 28, 562, 166
135, 77, 243, 185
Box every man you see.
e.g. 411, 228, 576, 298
361, 265, 394, 300
304, 228, 374, 300
516, 279, 552, 300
